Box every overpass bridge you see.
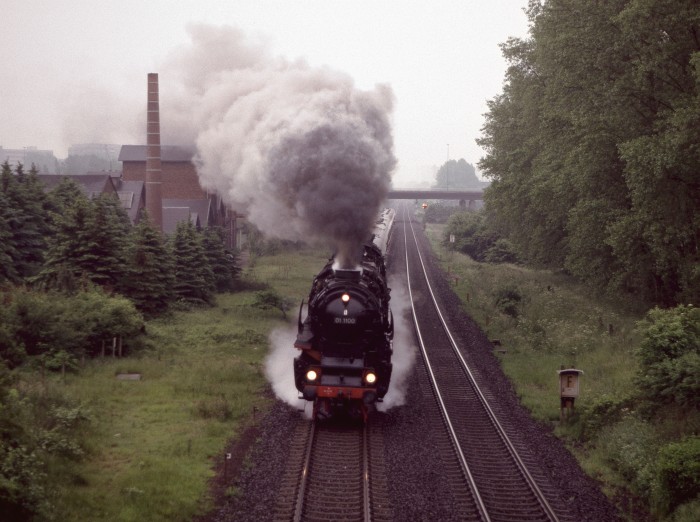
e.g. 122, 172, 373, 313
386, 188, 485, 208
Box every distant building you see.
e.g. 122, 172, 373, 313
119, 145, 205, 200
1, 146, 58, 174
68, 143, 122, 161
37, 173, 117, 199
67, 143, 122, 171
109, 174, 145, 225
36, 173, 145, 226
118, 144, 241, 245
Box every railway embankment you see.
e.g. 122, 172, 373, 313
424, 222, 699, 522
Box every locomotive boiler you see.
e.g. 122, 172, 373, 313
293, 209, 395, 419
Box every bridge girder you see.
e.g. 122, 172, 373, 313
386, 189, 484, 200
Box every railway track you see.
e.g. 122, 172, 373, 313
400, 204, 565, 522
272, 417, 391, 522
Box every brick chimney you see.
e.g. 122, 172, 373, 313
145, 73, 163, 231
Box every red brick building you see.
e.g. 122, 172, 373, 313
117, 145, 240, 247
120, 145, 203, 199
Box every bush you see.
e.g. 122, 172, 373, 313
655, 437, 700, 516
0, 311, 23, 369
252, 289, 292, 319
423, 203, 460, 224
0, 287, 144, 367
670, 498, 700, 522
442, 210, 516, 263
443, 211, 488, 259
0, 444, 49, 522
597, 417, 660, 497
637, 305, 700, 408
483, 238, 519, 264
0, 364, 91, 521
580, 394, 634, 441
494, 285, 522, 318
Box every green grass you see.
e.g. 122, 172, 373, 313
244, 246, 329, 299
36, 246, 329, 522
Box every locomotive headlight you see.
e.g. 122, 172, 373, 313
341, 293, 350, 303
364, 372, 377, 384
306, 370, 318, 382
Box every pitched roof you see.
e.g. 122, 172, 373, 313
163, 198, 211, 219
163, 206, 201, 234
161, 198, 212, 234
36, 174, 117, 198
118, 145, 194, 162
112, 178, 145, 223
36, 174, 147, 224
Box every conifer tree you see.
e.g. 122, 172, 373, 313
82, 194, 130, 289
37, 196, 93, 292
0, 190, 18, 283
46, 177, 85, 213
122, 211, 174, 316
0, 162, 49, 279
202, 226, 241, 293
38, 192, 131, 292
171, 220, 214, 305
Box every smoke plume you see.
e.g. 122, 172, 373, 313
264, 324, 310, 417
160, 24, 396, 266
377, 274, 417, 410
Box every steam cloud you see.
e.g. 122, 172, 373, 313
265, 324, 310, 417
377, 274, 417, 410
159, 24, 404, 413
161, 24, 396, 266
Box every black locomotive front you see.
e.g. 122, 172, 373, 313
294, 244, 393, 418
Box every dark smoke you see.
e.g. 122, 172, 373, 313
160, 24, 396, 264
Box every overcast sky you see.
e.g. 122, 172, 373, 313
1, 0, 530, 186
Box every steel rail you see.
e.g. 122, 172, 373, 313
362, 423, 371, 522
404, 204, 560, 522
400, 204, 491, 522
292, 419, 316, 522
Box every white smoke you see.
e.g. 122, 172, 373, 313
264, 324, 310, 417
160, 24, 396, 266
378, 273, 418, 410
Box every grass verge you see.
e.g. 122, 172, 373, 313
36, 246, 326, 522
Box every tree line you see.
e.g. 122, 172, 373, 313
0, 160, 241, 368
478, 0, 699, 306
432, 159, 481, 189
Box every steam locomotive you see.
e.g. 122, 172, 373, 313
293, 209, 395, 419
